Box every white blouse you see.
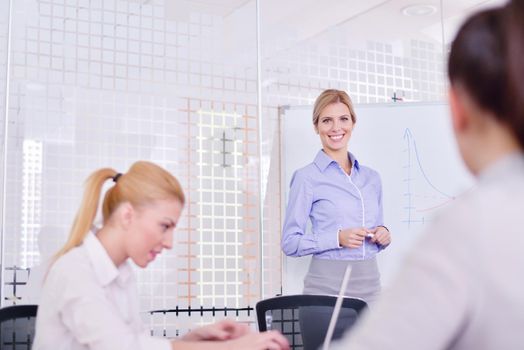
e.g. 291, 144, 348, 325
33, 233, 170, 350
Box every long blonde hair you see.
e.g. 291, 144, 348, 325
55, 161, 185, 258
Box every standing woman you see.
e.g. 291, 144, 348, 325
33, 161, 288, 350
282, 89, 391, 304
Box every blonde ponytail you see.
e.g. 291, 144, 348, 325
54, 168, 118, 258
52, 161, 184, 264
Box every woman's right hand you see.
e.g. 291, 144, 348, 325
181, 319, 250, 341
224, 331, 290, 350
172, 329, 289, 350
338, 227, 369, 248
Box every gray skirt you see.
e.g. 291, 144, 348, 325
303, 257, 381, 305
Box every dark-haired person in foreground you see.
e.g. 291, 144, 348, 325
332, 1, 524, 349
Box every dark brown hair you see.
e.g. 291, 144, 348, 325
448, 0, 524, 149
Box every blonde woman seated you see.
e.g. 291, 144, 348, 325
33, 161, 288, 350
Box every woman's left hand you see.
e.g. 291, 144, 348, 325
181, 319, 250, 341
370, 226, 391, 247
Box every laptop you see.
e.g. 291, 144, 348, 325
321, 264, 353, 350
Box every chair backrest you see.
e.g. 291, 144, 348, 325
256, 294, 367, 350
0, 305, 38, 350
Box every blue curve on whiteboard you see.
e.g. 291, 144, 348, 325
403, 128, 453, 199
403, 128, 458, 228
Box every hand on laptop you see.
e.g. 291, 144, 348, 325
223, 330, 290, 350
181, 319, 250, 341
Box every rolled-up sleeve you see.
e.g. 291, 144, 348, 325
281, 171, 340, 256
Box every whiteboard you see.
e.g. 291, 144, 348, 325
280, 102, 475, 294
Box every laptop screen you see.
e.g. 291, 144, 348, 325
322, 264, 353, 350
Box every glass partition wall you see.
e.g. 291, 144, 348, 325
0, 0, 13, 311
0, 0, 505, 337
0, 0, 266, 335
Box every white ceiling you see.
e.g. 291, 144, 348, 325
163, 0, 506, 44
259, 0, 506, 45
159, 0, 507, 63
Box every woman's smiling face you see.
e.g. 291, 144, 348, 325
315, 102, 354, 154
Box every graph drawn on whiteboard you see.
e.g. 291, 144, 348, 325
402, 128, 462, 228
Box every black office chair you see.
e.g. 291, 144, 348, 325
256, 295, 367, 350
0, 305, 38, 350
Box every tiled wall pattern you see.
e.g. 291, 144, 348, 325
21, 139, 43, 268
0, 0, 451, 335
262, 38, 445, 108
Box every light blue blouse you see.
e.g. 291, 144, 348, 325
281, 150, 387, 260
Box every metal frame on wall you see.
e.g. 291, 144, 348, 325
0, 0, 14, 307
